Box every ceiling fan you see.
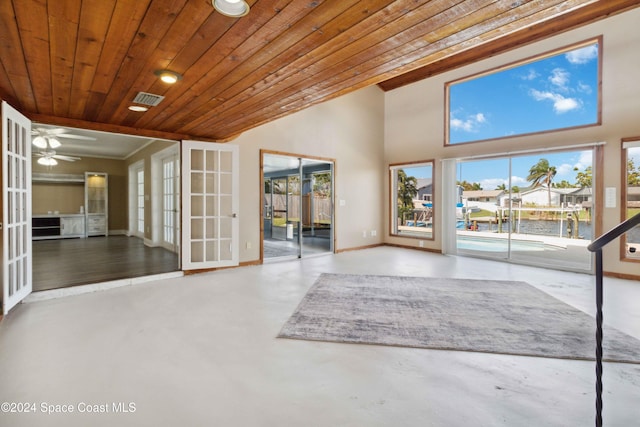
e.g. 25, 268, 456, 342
31, 127, 93, 166
31, 126, 96, 150
33, 150, 81, 166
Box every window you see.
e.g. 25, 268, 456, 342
446, 38, 601, 145
390, 161, 434, 239
622, 139, 640, 261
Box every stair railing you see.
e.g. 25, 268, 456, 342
586, 212, 640, 427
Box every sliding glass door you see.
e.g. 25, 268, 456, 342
262, 153, 333, 260
453, 148, 594, 271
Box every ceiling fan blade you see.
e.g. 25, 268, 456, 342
54, 133, 96, 141
52, 154, 81, 161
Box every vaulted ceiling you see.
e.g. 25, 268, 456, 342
1, 0, 638, 142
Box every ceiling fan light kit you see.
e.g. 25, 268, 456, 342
47, 137, 61, 148
31, 127, 92, 166
37, 157, 57, 166
32, 136, 47, 149
212, 0, 250, 17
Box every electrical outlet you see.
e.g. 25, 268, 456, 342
419, 240, 424, 247
371, 230, 377, 237
246, 242, 252, 249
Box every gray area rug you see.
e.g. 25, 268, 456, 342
278, 273, 640, 363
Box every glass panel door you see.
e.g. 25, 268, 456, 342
454, 149, 594, 271
456, 158, 510, 259
182, 141, 238, 270
300, 160, 332, 255
2, 101, 32, 314
508, 151, 593, 270
162, 154, 180, 253
262, 153, 333, 260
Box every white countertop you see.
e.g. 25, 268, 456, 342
33, 213, 85, 218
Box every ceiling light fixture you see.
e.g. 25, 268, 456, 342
32, 135, 61, 149
37, 157, 58, 166
47, 137, 61, 149
32, 136, 47, 149
128, 105, 149, 112
154, 70, 182, 84
212, 0, 250, 17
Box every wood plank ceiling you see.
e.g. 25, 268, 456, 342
1, 0, 638, 141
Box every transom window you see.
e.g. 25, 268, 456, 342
446, 38, 601, 145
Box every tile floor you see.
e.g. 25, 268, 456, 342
1, 247, 639, 427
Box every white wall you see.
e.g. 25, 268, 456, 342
384, 8, 640, 276
232, 85, 385, 263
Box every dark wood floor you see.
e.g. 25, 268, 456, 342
33, 235, 179, 291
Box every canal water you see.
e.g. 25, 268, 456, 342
471, 219, 640, 242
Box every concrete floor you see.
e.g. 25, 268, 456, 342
1, 247, 639, 427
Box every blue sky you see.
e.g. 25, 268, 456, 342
457, 150, 593, 190
449, 42, 599, 144
404, 150, 593, 190
404, 42, 640, 190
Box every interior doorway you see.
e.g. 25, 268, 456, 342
31, 123, 180, 291
262, 152, 334, 260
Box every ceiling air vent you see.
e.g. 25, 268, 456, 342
132, 92, 165, 106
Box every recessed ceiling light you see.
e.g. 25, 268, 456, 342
154, 70, 183, 84
128, 105, 149, 112
212, 0, 250, 17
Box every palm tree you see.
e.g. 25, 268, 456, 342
397, 169, 418, 220
398, 170, 418, 205
527, 158, 557, 206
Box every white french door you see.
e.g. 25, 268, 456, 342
181, 141, 239, 270
2, 101, 32, 314
162, 154, 179, 252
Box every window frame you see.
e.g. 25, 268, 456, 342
621, 137, 640, 262
389, 160, 435, 241
445, 37, 603, 146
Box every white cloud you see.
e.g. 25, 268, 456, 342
478, 176, 528, 190
549, 68, 570, 89
450, 118, 472, 132
573, 150, 593, 170
577, 81, 592, 94
565, 45, 598, 64
511, 176, 528, 186
450, 112, 488, 133
556, 163, 575, 176
521, 69, 538, 81
481, 178, 506, 190
529, 89, 581, 113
